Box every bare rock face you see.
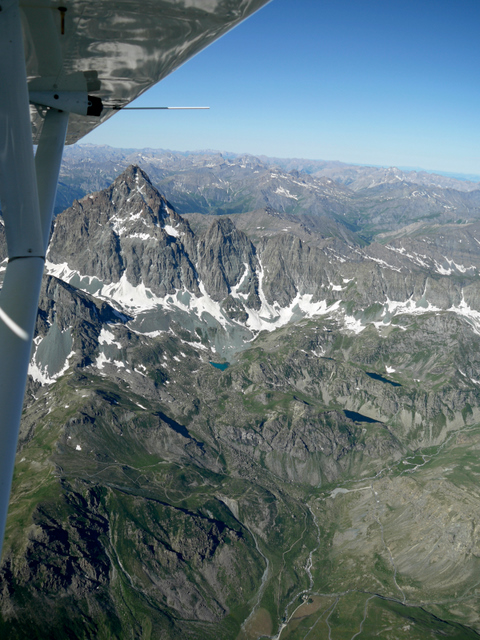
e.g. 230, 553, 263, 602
29, 275, 120, 381
47, 163, 480, 336
38, 275, 119, 337
220, 405, 400, 486
49, 166, 264, 305
49, 165, 199, 297
196, 217, 259, 304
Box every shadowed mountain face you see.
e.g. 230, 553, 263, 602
3, 163, 480, 638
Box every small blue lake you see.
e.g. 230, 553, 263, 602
365, 371, 401, 387
344, 410, 379, 424
209, 362, 230, 371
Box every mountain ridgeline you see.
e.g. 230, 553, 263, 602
2, 154, 480, 639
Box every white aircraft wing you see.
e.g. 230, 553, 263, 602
22, 0, 270, 144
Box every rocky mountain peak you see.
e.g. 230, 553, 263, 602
47, 165, 199, 294
115, 163, 151, 186
106, 164, 172, 227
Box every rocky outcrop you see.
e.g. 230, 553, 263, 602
30, 275, 123, 385
196, 217, 259, 304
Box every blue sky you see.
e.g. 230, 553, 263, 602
83, 0, 480, 176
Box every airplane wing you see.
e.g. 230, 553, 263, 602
22, 0, 271, 144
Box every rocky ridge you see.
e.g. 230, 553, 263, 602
44, 164, 480, 363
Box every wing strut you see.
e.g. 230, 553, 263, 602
0, 0, 69, 557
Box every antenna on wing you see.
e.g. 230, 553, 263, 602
110, 106, 210, 110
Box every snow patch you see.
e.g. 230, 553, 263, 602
230, 262, 250, 297
180, 339, 208, 351
98, 328, 122, 348
29, 349, 75, 385
451, 292, 480, 335
95, 352, 110, 370
45, 260, 85, 282
343, 315, 366, 334
94, 352, 126, 370
100, 272, 161, 310
127, 232, 151, 240
245, 263, 342, 333
367, 256, 402, 272
164, 224, 179, 238
434, 258, 474, 276
275, 186, 298, 200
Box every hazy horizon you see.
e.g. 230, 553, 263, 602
83, 0, 480, 177
73, 142, 480, 184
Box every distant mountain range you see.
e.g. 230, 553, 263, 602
56, 146, 480, 240
2, 152, 480, 638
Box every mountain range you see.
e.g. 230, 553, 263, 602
2, 150, 480, 638
56, 146, 480, 236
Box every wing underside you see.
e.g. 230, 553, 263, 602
22, 0, 270, 144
